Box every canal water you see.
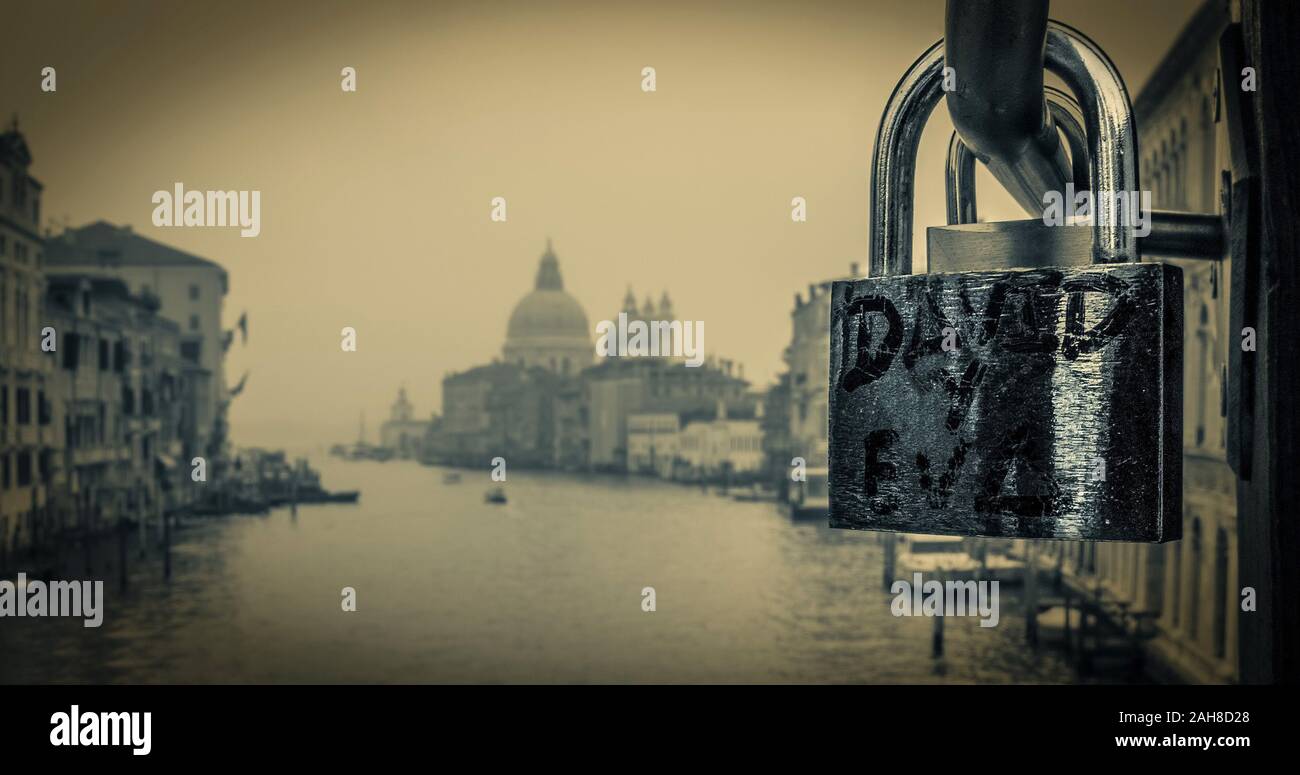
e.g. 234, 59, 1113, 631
1, 457, 1082, 683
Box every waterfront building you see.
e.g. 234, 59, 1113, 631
45, 221, 229, 460
43, 274, 191, 536
435, 245, 752, 473
626, 412, 679, 477
628, 401, 763, 483
135, 295, 191, 516
430, 361, 562, 468
550, 376, 587, 470
587, 284, 749, 470
432, 362, 512, 465
502, 240, 592, 375
0, 119, 56, 558
584, 356, 751, 471
431, 241, 590, 468
432, 242, 754, 473
785, 268, 858, 473
677, 401, 763, 482
379, 386, 430, 459
759, 373, 793, 498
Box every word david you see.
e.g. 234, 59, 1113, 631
595, 313, 704, 367
50, 706, 151, 756
0, 573, 103, 628
891, 572, 999, 628
152, 182, 261, 237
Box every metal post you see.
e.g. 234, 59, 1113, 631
1237, 1, 1300, 685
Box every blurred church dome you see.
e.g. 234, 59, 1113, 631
503, 241, 592, 375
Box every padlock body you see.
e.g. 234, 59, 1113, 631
828, 262, 1182, 542
927, 220, 1093, 273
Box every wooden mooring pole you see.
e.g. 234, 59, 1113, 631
932, 609, 944, 658
163, 510, 172, 581
1025, 541, 1039, 647
883, 533, 897, 591
117, 517, 128, 591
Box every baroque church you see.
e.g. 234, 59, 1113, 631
501, 240, 592, 375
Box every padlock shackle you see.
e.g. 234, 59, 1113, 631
869, 20, 1138, 277
946, 86, 1089, 226
1045, 20, 1138, 265
945, 129, 979, 227
868, 39, 946, 278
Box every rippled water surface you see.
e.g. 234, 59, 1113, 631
1, 458, 1081, 683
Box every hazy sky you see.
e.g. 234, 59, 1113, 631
3, 0, 1203, 448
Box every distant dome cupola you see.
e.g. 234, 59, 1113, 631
502, 240, 593, 375
534, 239, 564, 290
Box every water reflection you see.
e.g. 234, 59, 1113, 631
1, 458, 1081, 683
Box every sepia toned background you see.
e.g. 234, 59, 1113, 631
2, 0, 1200, 447
2, 0, 1247, 685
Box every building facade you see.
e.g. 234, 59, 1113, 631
785, 269, 857, 473
677, 402, 764, 482
45, 221, 229, 460
433, 247, 755, 474
0, 120, 55, 559
759, 372, 793, 498
379, 387, 430, 459
1020, 2, 1237, 684
44, 274, 192, 538
430, 361, 562, 468
1094, 1, 1237, 684
627, 412, 679, 477
584, 357, 752, 471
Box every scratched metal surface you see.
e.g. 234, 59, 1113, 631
828, 263, 1182, 542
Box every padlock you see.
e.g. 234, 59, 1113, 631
934, 85, 1093, 272
829, 22, 1182, 542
